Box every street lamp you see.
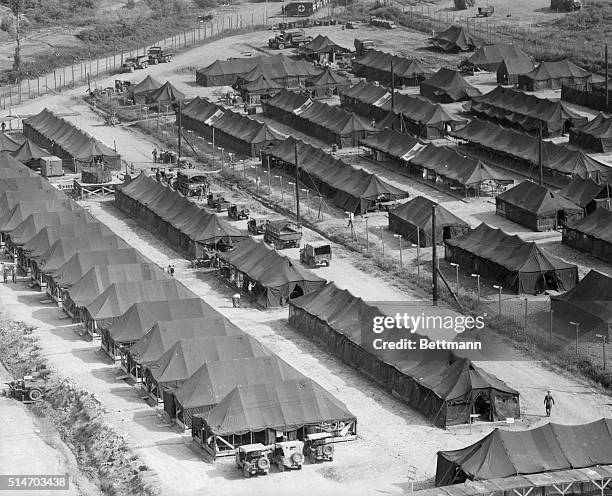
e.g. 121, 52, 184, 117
274, 175, 284, 202
301, 188, 310, 215
450, 262, 460, 296
375, 226, 385, 257
362, 215, 369, 250
471, 273, 480, 304
264, 170, 271, 194
219, 147, 225, 168
411, 243, 420, 280
493, 285, 503, 315
394, 234, 403, 268
596, 331, 607, 370
250, 166, 259, 193
569, 321, 580, 355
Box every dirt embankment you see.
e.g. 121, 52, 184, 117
0, 319, 160, 496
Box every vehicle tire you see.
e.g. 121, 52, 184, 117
323, 444, 334, 456
129, 67, 135, 73
278, 43, 285, 49
277, 462, 284, 472
153, 59, 159, 65
243, 465, 251, 478
258, 457, 270, 471
28, 388, 42, 401
325, 261, 330, 267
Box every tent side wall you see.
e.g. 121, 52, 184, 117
563, 225, 612, 263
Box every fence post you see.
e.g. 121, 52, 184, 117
18, 81, 21, 103
523, 298, 528, 336
37, 78, 40, 97
27, 79, 30, 99
97, 58, 99, 77
72, 66, 75, 88
54, 70, 57, 91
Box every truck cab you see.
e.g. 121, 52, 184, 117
268, 30, 313, 49
263, 219, 302, 249
147, 46, 173, 64
176, 170, 208, 197
121, 55, 149, 72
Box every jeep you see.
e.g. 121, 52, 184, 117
304, 432, 334, 462
235, 443, 271, 477
271, 440, 304, 471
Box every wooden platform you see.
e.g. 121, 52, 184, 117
74, 178, 122, 199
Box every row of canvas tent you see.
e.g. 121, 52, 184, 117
127, 76, 186, 106
23, 109, 121, 171
0, 154, 357, 458
351, 49, 431, 87
115, 172, 247, 259
261, 136, 408, 214
180, 96, 286, 157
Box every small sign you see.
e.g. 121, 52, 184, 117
506, 417, 515, 424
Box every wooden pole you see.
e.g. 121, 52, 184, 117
294, 142, 300, 221
432, 205, 438, 306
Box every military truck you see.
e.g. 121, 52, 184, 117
268, 30, 313, 50
227, 204, 250, 220
247, 217, 268, 235
299, 242, 331, 267
354, 38, 376, 56
176, 170, 208, 197
303, 432, 334, 462
4, 376, 48, 403
148, 46, 173, 64
235, 444, 271, 477
263, 219, 302, 249
121, 55, 149, 72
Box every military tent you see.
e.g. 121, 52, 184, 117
497, 57, 537, 86
219, 237, 326, 307
0, 176, 56, 195
436, 419, 612, 486
143, 335, 269, 401
63, 263, 168, 318
146, 81, 185, 106
262, 137, 408, 214
305, 68, 350, 98
0, 132, 21, 152
562, 208, 612, 263
288, 282, 520, 427
451, 118, 611, 180
550, 270, 612, 337
299, 35, 350, 61
569, 113, 612, 153
469, 86, 587, 137
83, 279, 198, 334
0, 199, 78, 236
169, 356, 304, 428
519, 59, 592, 91
11, 139, 49, 164
351, 50, 431, 86
130, 75, 163, 103
192, 378, 356, 456
408, 143, 513, 194
560, 176, 612, 214
431, 25, 484, 52
0, 165, 36, 178
388, 196, 469, 246
445, 223, 578, 294
102, 298, 220, 360
240, 76, 283, 104
0, 189, 63, 218
23, 109, 121, 171
359, 129, 426, 164
420, 68, 481, 103
262, 89, 379, 147
496, 181, 583, 231
468, 44, 530, 71
125, 315, 244, 380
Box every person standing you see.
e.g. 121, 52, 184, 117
11, 265, 16, 283
232, 293, 241, 308
169, 265, 175, 277
2, 263, 6, 283
152, 148, 158, 163
544, 391, 555, 417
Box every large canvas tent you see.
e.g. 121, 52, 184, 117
569, 113, 612, 153
519, 59, 592, 91
0, 132, 21, 152
130, 75, 163, 103
146, 81, 185, 106
497, 57, 537, 86
562, 208, 612, 262
0, 189, 63, 217
289, 282, 520, 427
359, 129, 426, 165
23, 109, 121, 171
102, 298, 221, 359
219, 237, 326, 308
0, 176, 57, 195
195, 53, 321, 87
560, 176, 612, 214
496, 181, 583, 231
192, 378, 357, 457
125, 315, 244, 380
420, 68, 481, 103
169, 356, 304, 428
305, 68, 350, 98
299, 35, 351, 62
351, 50, 431, 86
180, 97, 285, 157
388, 196, 469, 246
451, 118, 611, 180
550, 270, 612, 337
262, 137, 408, 214
341, 81, 465, 138
436, 419, 612, 486
0, 199, 78, 235
11, 139, 49, 164
431, 25, 484, 52
469, 86, 587, 137
262, 89, 379, 147
445, 223, 578, 294
115, 172, 247, 257
468, 44, 530, 71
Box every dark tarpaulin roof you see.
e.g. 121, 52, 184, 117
108, 298, 220, 345
148, 81, 186, 104
0, 166, 37, 178
48, 248, 147, 288
0, 176, 56, 194
389, 196, 468, 230
436, 419, 612, 484
451, 118, 612, 178
128, 315, 244, 364
131, 75, 163, 96
496, 181, 582, 216
359, 128, 427, 161
174, 356, 304, 409
352, 50, 432, 80
85, 279, 198, 321
560, 176, 612, 208
497, 57, 536, 77
242, 75, 283, 93
24, 223, 114, 259
307, 68, 350, 87
264, 136, 407, 213
40, 235, 128, 274
525, 59, 591, 82
445, 223, 577, 274
410, 143, 513, 187
11, 139, 49, 162
146, 335, 270, 384
65, 263, 169, 308
469, 44, 529, 70
421, 68, 482, 102
0, 189, 64, 217
564, 207, 612, 244
9, 210, 94, 246
0, 133, 21, 152
570, 113, 612, 152
431, 25, 485, 52
0, 199, 78, 233
300, 34, 350, 55
201, 378, 355, 436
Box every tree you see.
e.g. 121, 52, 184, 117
2, 0, 24, 77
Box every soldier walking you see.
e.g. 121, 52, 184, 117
544, 391, 555, 417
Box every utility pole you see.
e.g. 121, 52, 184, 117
177, 101, 182, 161
605, 45, 609, 108
294, 141, 301, 222
538, 120, 543, 186
266, 155, 272, 195
431, 205, 438, 306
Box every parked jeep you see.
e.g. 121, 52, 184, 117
235, 444, 271, 477
304, 432, 334, 462
271, 440, 304, 471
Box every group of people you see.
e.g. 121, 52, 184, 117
166, 264, 175, 277
1, 262, 17, 283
